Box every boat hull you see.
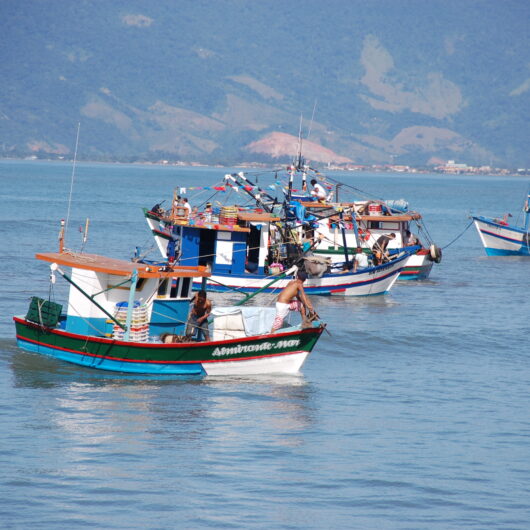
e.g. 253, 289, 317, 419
314, 247, 433, 281
13, 317, 322, 376
472, 216, 530, 256
194, 254, 408, 296
397, 249, 434, 280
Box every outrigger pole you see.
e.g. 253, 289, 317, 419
228, 173, 300, 257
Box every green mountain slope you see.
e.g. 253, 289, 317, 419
1, 0, 529, 166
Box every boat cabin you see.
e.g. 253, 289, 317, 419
146, 208, 281, 276
35, 251, 209, 339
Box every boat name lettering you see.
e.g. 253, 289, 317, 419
212, 342, 273, 356
212, 338, 301, 357
275, 339, 301, 349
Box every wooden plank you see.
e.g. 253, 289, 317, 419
237, 212, 281, 222
35, 252, 210, 278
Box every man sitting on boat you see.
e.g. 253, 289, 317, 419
404, 230, 422, 247
353, 247, 369, 271
271, 270, 315, 332
186, 290, 212, 341
310, 179, 327, 202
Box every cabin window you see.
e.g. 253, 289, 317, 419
157, 278, 169, 297
170, 278, 180, 298
165, 277, 191, 299
368, 221, 381, 229
181, 277, 191, 298
198, 230, 216, 267
247, 225, 261, 268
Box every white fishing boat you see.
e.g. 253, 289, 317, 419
472, 189, 530, 256
144, 203, 413, 297
298, 199, 441, 280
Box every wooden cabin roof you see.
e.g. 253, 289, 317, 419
356, 212, 422, 222
36, 252, 210, 279
180, 221, 250, 232
298, 202, 422, 222
237, 212, 281, 222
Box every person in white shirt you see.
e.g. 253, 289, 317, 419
353, 247, 369, 271
183, 198, 192, 217
405, 230, 421, 247
310, 179, 327, 201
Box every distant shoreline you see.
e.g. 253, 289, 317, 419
0, 156, 527, 177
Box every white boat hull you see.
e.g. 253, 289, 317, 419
472, 216, 530, 256
203, 350, 310, 376
194, 254, 407, 296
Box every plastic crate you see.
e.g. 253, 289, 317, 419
25, 297, 63, 327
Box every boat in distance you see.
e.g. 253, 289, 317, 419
472, 189, 530, 256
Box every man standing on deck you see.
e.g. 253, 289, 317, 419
373, 233, 396, 265
186, 290, 212, 341
271, 270, 315, 332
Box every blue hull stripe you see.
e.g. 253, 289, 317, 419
485, 247, 530, 256
196, 267, 403, 295
17, 337, 206, 375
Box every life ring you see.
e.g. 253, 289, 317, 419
429, 244, 442, 263
358, 228, 371, 242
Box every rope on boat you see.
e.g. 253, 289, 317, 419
441, 219, 474, 250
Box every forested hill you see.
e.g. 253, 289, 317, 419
1, 0, 529, 167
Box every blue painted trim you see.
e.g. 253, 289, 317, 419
485, 247, 530, 256
65, 315, 108, 335
194, 266, 403, 295
16, 338, 206, 375
473, 216, 527, 234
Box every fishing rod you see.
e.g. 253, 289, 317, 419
225, 172, 279, 208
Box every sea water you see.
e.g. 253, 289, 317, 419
1, 160, 529, 529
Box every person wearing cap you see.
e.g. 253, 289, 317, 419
271, 270, 315, 332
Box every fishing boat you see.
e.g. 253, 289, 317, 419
472, 189, 530, 256
276, 158, 442, 280
13, 226, 325, 376
300, 199, 441, 280
144, 191, 413, 297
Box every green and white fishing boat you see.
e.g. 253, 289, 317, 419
13, 225, 324, 376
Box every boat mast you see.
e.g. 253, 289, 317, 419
523, 189, 530, 232
64, 122, 81, 249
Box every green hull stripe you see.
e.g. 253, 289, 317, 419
14, 318, 321, 364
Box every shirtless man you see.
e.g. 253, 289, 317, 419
271, 270, 315, 332
186, 290, 212, 341
373, 233, 396, 265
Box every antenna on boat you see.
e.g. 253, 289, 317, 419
295, 113, 303, 170
80, 217, 90, 252
58, 219, 65, 253
307, 99, 317, 141
64, 122, 81, 249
